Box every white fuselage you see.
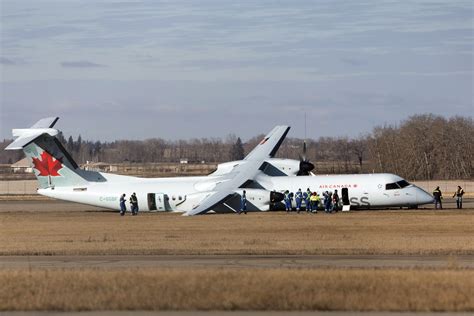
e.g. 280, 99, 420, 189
257, 173, 434, 208
38, 171, 434, 212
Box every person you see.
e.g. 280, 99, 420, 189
304, 188, 311, 212
284, 190, 292, 212
332, 189, 340, 212
432, 186, 442, 209
270, 190, 277, 211
452, 186, 464, 209
119, 193, 127, 216
323, 191, 332, 213
310, 192, 319, 213
295, 188, 303, 213
130, 192, 139, 215
239, 190, 247, 214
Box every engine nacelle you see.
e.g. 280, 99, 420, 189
262, 158, 300, 176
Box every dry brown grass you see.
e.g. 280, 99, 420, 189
0, 267, 472, 312
1, 210, 473, 256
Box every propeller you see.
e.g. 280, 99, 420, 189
297, 140, 315, 176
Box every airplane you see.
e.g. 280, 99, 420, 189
5, 117, 434, 215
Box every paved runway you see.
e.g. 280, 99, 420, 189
2, 312, 469, 316
1, 254, 473, 269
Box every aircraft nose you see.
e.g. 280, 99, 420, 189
416, 187, 434, 205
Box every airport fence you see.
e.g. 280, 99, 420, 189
0, 180, 38, 195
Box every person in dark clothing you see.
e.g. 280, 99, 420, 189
119, 193, 126, 216
304, 188, 311, 212
323, 191, 332, 213
295, 189, 303, 213
332, 189, 340, 212
432, 186, 442, 209
284, 190, 292, 212
452, 186, 465, 209
239, 190, 247, 214
130, 192, 139, 215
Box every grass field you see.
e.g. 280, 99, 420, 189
1, 267, 472, 312
1, 209, 473, 256
1, 206, 473, 312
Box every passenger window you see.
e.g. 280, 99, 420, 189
385, 183, 400, 190
178, 196, 182, 201
172, 196, 176, 201
397, 180, 410, 188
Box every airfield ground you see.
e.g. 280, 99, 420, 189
0, 200, 473, 312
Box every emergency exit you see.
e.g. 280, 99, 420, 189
341, 188, 350, 211
147, 193, 168, 211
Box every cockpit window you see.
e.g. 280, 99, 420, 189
385, 182, 400, 190
397, 180, 410, 188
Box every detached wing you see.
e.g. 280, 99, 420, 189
185, 125, 290, 215
244, 125, 290, 161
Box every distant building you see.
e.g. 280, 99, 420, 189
11, 158, 33, 173
83, 161, 112, 172
180, 159, 188, 164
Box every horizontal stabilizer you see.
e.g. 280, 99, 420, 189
31, 117, 59, 129
5, 117, 60, 150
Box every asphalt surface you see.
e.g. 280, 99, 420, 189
1, 254, 473, 269
2, 312, 471, 316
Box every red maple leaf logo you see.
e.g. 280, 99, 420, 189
32, 151, 63, 177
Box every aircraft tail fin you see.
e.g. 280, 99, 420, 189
5, 117, 99, 189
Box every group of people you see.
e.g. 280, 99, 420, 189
283, 188, 340, 214
119, 193, 139, 216
238, 188, 341, 214
117, 185, 467, 215
432, 186, 465, 209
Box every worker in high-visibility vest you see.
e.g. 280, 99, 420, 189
295, 189, 303, 213
304, 188, 311, 212
310, 192, 320, 213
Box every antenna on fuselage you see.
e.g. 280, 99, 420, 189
304, 112, 307, 140
297, 112, 314, 176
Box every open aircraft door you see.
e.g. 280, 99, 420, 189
147, 193, 169, 211
341, 187, 350, 212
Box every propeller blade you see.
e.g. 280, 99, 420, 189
297, 140, 314, 176
297, 160, 314, 176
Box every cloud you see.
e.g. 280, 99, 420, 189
340, 58, 367, 66
60, 61, 107, 68
1, 57, 18, 65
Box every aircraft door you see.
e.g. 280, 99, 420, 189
155, 193, 167, 211
147, 193, 168, 211
147, 193, 157, 211
341, 188, 350, 205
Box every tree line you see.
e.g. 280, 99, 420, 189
0, 114, 472, 180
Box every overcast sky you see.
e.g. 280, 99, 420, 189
0, 0, 472, 141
